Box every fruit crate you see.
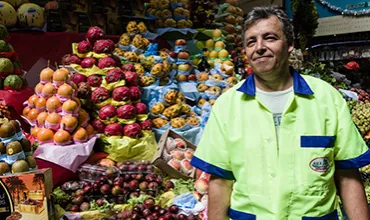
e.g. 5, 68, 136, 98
152, 129, 196, 180
77, 163, 120, 182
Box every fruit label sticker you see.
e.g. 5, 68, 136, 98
26, 8, 37, 14
0, 3, 3, 8
0, 180, 14, 219
310, 157, 330, 172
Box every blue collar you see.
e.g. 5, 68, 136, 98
236, 68, 314, 96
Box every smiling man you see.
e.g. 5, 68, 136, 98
190, 6, 370, 220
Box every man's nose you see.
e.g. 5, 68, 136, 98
256, 40, 266, 55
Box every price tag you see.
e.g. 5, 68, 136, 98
179, 82, 198, 93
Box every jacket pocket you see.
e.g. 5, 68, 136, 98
302, 209, 338, 219
301, 136, 336, 148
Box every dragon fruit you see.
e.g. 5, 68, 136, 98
140, 120, 153, 130
81, 57, 97, 68
93, 40, 114, 54
135, 102, 148, 114
91, 87, 110, 103
77, 82, 91, 99
123, 123, 142, 138
98, 57, 116, 69
104, 123, 123, 136
117, 104, 136, 119
92, 119, 106, 133
62, 54, 81, 65
77, 40, 92, 54
111, 55, 122, 67
99, 104, 117, 120
107, 40, 115, 52
121, 63, 135, 72
87, 74, 103, 87
105, 68, 125, 83
112, 86, 131, 102
129, 86, 142, 101
124, 71, 138, 86
86, 26, 105, 43
72, 73, 87, 84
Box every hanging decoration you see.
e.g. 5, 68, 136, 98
316, 0, 370, 16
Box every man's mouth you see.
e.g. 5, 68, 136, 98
253, 56, 273, 62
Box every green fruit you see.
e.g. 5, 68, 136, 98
0, 2, 17, 27
4, 74, 23, 90
18, 75, 27, 86
0, 58, 13, 73
11, 160, 29, 173
0, 162, 10, 174
0, 40, 10, 52
17, 3, 45, 28
0, 24, 8, 39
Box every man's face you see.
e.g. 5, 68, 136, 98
244, 16, 293, 76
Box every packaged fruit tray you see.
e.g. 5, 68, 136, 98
77, 163, 120, 182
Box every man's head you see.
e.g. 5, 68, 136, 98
243, 6, 294, 76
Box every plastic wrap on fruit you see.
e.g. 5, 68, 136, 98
152, 118, 169, 129
144, 43, 159, 57
173, 192, 205, 216
2, 150, 26, 166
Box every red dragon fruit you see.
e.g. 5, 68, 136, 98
124, 71, 138, 86
121, 63, 135, 72
87, 74, 103, 87
86, 26, 105, 43
72, 73, 87, 84
111, 55, 122, 67
129, 86, 142, 101
62, 54, 81, 65
77, 40, 92, 54
135, 102, 148, 114
107, 40, 115, 52
91, 87, 110, 103
93, 40, 114, 54
112, 86, 131, 102
92, 119, 106, 133
81, 57, 97, 68
123, 123, 142, 138
117, 104, 137, 119
98, 57, 116, 69
104, 123, 123, 136
77, 82, 91, 99
99, 104, 117, 120
140, 120, 152, 130
105, 68, 125, 83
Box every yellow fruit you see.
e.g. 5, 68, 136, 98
209, 51, 218, 59
214, 41, 225, 49
205, 39, 215, 48
178, 64, 191, 72
218, 49, 229, 59
212, 29, 222, 39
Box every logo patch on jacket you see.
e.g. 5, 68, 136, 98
310, 157, 330, 172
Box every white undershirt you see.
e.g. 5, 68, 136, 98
256, 86, 293, 137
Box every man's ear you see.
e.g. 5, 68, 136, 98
288, 43, 294, 53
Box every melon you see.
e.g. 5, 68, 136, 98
0, 58, 13, 73
17, 3, 45, 28
18, 75, 27, 86
0, 24, 8, 38
4, 74, 22, 90
0, 40, 9, 52
0, 2, 17, 27
4, 0, 27, 8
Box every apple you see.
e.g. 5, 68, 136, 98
176, 74, 187, 82
188, 74, 196, 81
177, 51, 190, 60
175, 39, 187, 46
178, 64, 190, 72
168, 52, 177, 58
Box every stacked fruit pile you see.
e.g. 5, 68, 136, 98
215, 0, 244, 52
190, 0, 217, 29
22, 66, 95, 145
0, 2, 45, 29
146, 0, 193, 29
0, 119, 36, 174
163, 136, 195, 175
150, 89, 200, 130
61, 26, 121, 73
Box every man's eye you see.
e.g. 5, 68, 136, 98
246, 41, 255, 46
266, 36, 277, 41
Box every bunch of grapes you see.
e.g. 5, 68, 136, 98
351, 102, 370, 136
347, 100, 357, 112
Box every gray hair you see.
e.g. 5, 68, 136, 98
243, 6, 294, 47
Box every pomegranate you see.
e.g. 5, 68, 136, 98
117, 104, 136, 119
87, 74, 103, 87
135, 102, 148, 114
98, 57, 116, 69
104, 123, 123, 136
81, 57, 97, 68
73, 127, 88, 143
112, 86, 131, 102
93, 39, 114, 54
121, 63, 135, 72
124, 71, 138, 86
86, 26, 104, 43
98, 105, 117, 120
91, 87, 110, 103
140, 120, 152, 130
54, 127, 72, 145
123, 123, 142, 138
37, 128, 55, 144
61, 54, 81, 65
41, 82, 56, 98
92, 119, 105, 133
72, 73, 87, 85
46, 96, 62, 113
77, 40, 92, 54
106, 68, 125, 83
129, 86, 142, 101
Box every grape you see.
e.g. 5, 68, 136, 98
351, 102, 370, 136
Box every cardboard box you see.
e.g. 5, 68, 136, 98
152, 129, 196, 180
0, 168, 55, 220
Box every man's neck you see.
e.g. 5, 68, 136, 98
254, 67, 293, 92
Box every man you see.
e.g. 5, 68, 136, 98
190, 6, 370, 220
